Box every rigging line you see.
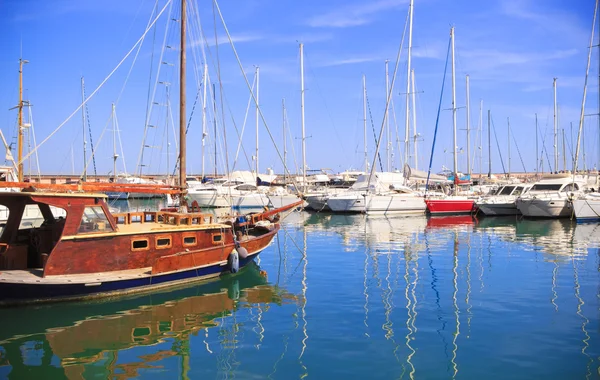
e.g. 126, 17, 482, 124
509, 124, 527, 173
21, 0, 172, 169
82, 81, 98, 176
365, 88, 384, 172
213, 0, 302, 193
425, 37, 452, 193
137, 0, 175, 176
367, 5, 409, 190
233, 74, 257, 170
115, 110, 128, 174
26, 107, 42, 180
490, 115, 507, 175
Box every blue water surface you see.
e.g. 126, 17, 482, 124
0, 212, 598, 379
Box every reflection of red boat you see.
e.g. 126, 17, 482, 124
425, 197, 475, 215
426, 215, 474, 228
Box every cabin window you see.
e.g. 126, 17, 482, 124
155, 236, 172, 249
132, 239, 149, 251
562, 183, 579, 192
78, 206, 113, 233
212, 233, 223, 245
513, 186, 524, 196
183, 235, 197, 246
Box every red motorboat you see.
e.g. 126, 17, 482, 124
425, 197, 475, 215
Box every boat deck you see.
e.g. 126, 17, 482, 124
0, 267, 152, 284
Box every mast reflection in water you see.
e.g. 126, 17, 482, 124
1, 211, 599, 379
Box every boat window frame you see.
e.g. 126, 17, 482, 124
78, 205, 114, 234
183, 234, 197, 247
155, 235, 172, 249
131, 238, 149, 251
211, 232, 224, 245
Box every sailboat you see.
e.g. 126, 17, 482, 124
0, 0, 292, 305
425, 27, 475, 215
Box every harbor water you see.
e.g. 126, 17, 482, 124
0, 209, 599, 379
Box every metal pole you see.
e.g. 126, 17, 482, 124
363, 74, 368, 172
385, 60, 390, 171
487, 109, 491, 178
255, 66, 260, 176
282, 98, 287, 183
479, 99, 483, 177
201, 63, 207, 178
535, 113, 539, 177
404, 0, 414, 170
507, 117, 510, 177
179, 0, 187, 191
553, 77, 558, 172
17, 58, 27, 182
411, 69, 418, 170
466, 74, 471, 176
81, 77, 87, 182
450, 27, 458, 188
300, 43, 306, 190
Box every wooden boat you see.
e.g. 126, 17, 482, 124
0, 190, 295, 305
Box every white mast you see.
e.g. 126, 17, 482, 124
411, 69, 418, 170
112, 103, 118, 180
201, 63, 208, 178
385, 60, 390, 171
553, 77, 558, 172
300, 43, 306, 189
451, 27, 458, 191
363, 74, 369, 172
404, 0, 414, 169
466, 74, 471, 176
479, 99, 483, 176
282, 98, 287, 183
507, 117, 511, 177
255, 66, 260, 176
81, 77, 87, 182
574, 0, 598, 173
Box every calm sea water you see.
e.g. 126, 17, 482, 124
0, 211, 599, 379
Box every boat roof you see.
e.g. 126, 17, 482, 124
0, 191, 108, 199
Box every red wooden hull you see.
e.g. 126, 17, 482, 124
426, 215, 474, 229
425, 199, 474, 215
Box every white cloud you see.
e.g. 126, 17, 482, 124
318, 57, 382, 67
306, 0, 408, 28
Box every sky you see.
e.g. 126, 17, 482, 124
0, 0, 598, 178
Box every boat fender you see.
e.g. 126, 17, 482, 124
228, 249, 240, 273
237, 246, 249, 259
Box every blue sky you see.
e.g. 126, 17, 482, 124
0, 0, 598, 178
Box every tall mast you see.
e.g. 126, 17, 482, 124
112, 103, 118, 180
300, 43, 306, 189
450, 27, 458, 189
385, 60, 390, 170
213, 83, 217, 177
81, 77, 87, 182
562, 128, 566, 171
507, 117, 511, 177
363, 74, 368, 172
282, 98, 287, 183
535, 113, 539, 177
574, 0, 598, 173
466, 74, 471, 176
201, 63, 207, 178
255, 66, 260, 176
487, 109, 491, 178
479, 99, 483, 177
17, 58, 28, 182
553, 77, 558, 172
411, 69, 418, 170
404, 0, 414, 170
179, 0, 187, 191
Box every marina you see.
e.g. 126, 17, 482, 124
0, 211, 598, 378
1, 0, 600, 377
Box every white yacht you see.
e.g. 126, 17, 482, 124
476, 184, 532, 216
572, 192, 600, 221
515, 174, 586, 218
106, 175, 164, 200
327, 172, 426, 214
187, 171, 270, 209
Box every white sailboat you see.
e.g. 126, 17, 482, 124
476, 183, 532, 216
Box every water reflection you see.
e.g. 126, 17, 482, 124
0, 265, 296, 379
